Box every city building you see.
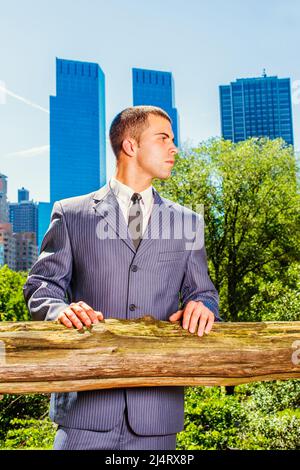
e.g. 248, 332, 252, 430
132, 67, 180, 146
219, 72, 294, 145
0, 174, 9, 223
37, 202, 53, 251
14, 232, 38, 271
50, 57, 106, 202
0, 223, 16, 270
18, 187, 29, 203
9, 189, 38, 243
38, 57, 107, 248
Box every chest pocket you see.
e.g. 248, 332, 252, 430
158, 251, 185, 262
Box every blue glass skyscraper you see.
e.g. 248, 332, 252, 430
38, 57, 106, 248
50, 58, 106, 201
132, 68, 180, 146
219, 72, 294, 145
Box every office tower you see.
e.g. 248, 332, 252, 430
132, 68, 180, 146
38, 57, 107, 248
0, 224, 37, 271
14, 232, 38, 271
219, 72, 294, 145
9, 189, 38, 243
0, 174, 8, 223
18, 187, 29, 203
0, 223, 16, 270
37, 202, 53, 250
50, 57, 106, 202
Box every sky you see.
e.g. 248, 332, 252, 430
0, 0, 299, 202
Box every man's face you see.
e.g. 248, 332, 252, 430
135, 114, 178, 179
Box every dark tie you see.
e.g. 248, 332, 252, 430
128, 192, 143, 250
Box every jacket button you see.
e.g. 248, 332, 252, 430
129, 304, 136, 311
131, 265, 138, 272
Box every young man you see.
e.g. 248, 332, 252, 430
23, 105, 220, 450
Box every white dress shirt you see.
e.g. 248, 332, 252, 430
109, 177, 154, 236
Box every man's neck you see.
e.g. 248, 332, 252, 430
114, 168, 152, 193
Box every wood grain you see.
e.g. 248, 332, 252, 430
0, 316, 299, 393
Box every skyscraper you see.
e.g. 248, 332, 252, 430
18, 187, 29, 203
14, 232, 38, 272
0, 174, 8, 223
219, 72, 294, 145
0, 223, 16, 270
50, 58, 106, 202
38, 57, 107, 248
9, 189, 38, 243
132, 68, 180, 146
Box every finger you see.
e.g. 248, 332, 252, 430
182, 302, 196, 329
197, 314, 209, 337
189, 309, 207, 334
169, 310, 183, 322
64, 307, 84, 330
58, 312, 73, 329
204, 314, 215, 334
70, 304, 92, 327
78, 301, 101, 324
95, 311, 104, 321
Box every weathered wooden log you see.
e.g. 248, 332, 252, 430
0, 316, 299, 394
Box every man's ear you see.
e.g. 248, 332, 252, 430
122, 138, 137, 157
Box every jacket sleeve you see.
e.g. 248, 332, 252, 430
180, 214, 222, 321
23, 201, 73, 321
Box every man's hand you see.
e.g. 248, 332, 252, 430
169, 300, 215, 336
58, 301, 104, 330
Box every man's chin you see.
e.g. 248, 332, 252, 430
159, 171, 172, 180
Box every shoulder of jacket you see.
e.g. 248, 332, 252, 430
55, 191, 97, 213
162, 196, 203, 221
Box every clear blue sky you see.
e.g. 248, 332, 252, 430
0, 0, 299, 202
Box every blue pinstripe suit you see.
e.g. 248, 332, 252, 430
23, 183, 220, 436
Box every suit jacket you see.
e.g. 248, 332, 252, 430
23, 184, 220, 435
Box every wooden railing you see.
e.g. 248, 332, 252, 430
0, 316, 299, 393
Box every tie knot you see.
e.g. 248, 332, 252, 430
131, 192, 142, 203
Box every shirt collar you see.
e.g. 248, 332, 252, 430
110, 177, 153, 209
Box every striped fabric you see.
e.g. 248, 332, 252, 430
53, 398, 177, 450
23, 184, 220, 436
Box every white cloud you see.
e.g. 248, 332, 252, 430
3, 145, 49, 158
0, 84, 49, 113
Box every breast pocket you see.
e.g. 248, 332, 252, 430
158, 251, 185, 262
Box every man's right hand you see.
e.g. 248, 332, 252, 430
58, 301, 104, 329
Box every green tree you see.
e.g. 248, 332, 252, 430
0, 265, 30, 321
154, 137, 299, 321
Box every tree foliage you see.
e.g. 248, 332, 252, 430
154, 137, 300, 321
0, 265, 30, 321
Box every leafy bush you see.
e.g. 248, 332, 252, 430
177, 381, 300, 450
0, 393, 50, 444
0, 265, 29, 321
235, 379, 300, 414
3, 418, 56, 449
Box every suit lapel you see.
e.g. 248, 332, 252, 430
135, 188, 173, 259
92, 184, 174, 256
92, 184, 136, 253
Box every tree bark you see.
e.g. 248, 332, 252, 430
0, 316, 299, 394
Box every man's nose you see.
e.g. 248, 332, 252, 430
170, 143, 178, 154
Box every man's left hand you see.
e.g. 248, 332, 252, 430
169, 300, 215, 336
